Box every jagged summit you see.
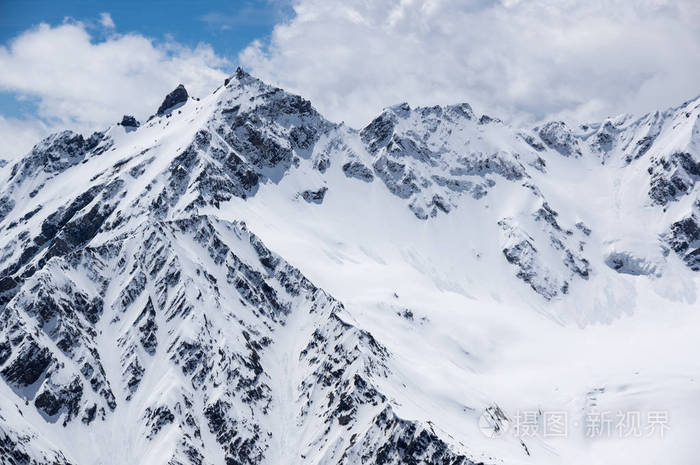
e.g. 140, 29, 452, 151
156, 83, 189, 115
223, 66, 256, 86
119, 115, 139, 128
0, 71, 698, 465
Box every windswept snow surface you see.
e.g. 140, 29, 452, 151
0, 69, 698, 465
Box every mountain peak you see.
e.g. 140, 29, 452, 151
156, 84, 188, 116
119, 115, 139, 128
0, 71, 698, 465
234, 66, 249, 79
223, 66, 259, 89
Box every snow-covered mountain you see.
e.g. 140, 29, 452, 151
0, 68, 698, 465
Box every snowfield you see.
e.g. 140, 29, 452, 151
0, 68, 698, 465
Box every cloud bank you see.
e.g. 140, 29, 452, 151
2, 1, 699, 157
240, 0, 700, 127
0, 19, 229, 158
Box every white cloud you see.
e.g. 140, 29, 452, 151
0, 19, 229, 157
240, 0, 700, 127
99, 12, 115, 29
0, 115, 49, 161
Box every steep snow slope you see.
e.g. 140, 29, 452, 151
0, 68, 698, 465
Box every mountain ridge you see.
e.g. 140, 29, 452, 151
0, 68, 698, 465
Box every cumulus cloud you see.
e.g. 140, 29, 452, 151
0, 116, 49, 161
99, 12, 115, 29
0, 19, 229, 157
240, 0, 700, 127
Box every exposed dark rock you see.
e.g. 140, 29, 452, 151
575, 221, 592, 236
120, 115, 140, 128
34, 377, 84, 424
299, 187, 328, 204
1, 341, 53, 387
361, 109, 400, 154
354, 406, 477, 465
665, 213, 700, 270
157, 84, 189, 116
632, 135, 655, 160
136, 298, 158, 355
648, 152, 700, 205
592, 121, 618, 155
521, 133, 546, 151
0, 430, 75, 465
342, 161, 374, 182
0, 195, 15, 224
452, 153, 524, 181
373, 156, 422, 199
9, 130, 107, 183
478, 114, 495, 125
125, 358, 145, 399
502, 238, 559, 299
498, 217, 581, 300
538, 121, 582, 157
534, 202, 562, 231
145, 406, 175, 438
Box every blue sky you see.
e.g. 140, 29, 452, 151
0, 0, 286, 54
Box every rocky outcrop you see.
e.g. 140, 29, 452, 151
537, 121, 582, 158
343, 161, 374, 182
665, 212, 700, 270
299, 187, 328, 204
120, 115, 140, 128
8, 130, 108, 183
648, 152, 700, 205
360, 102, 529, 219
156, 84, 189, 115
